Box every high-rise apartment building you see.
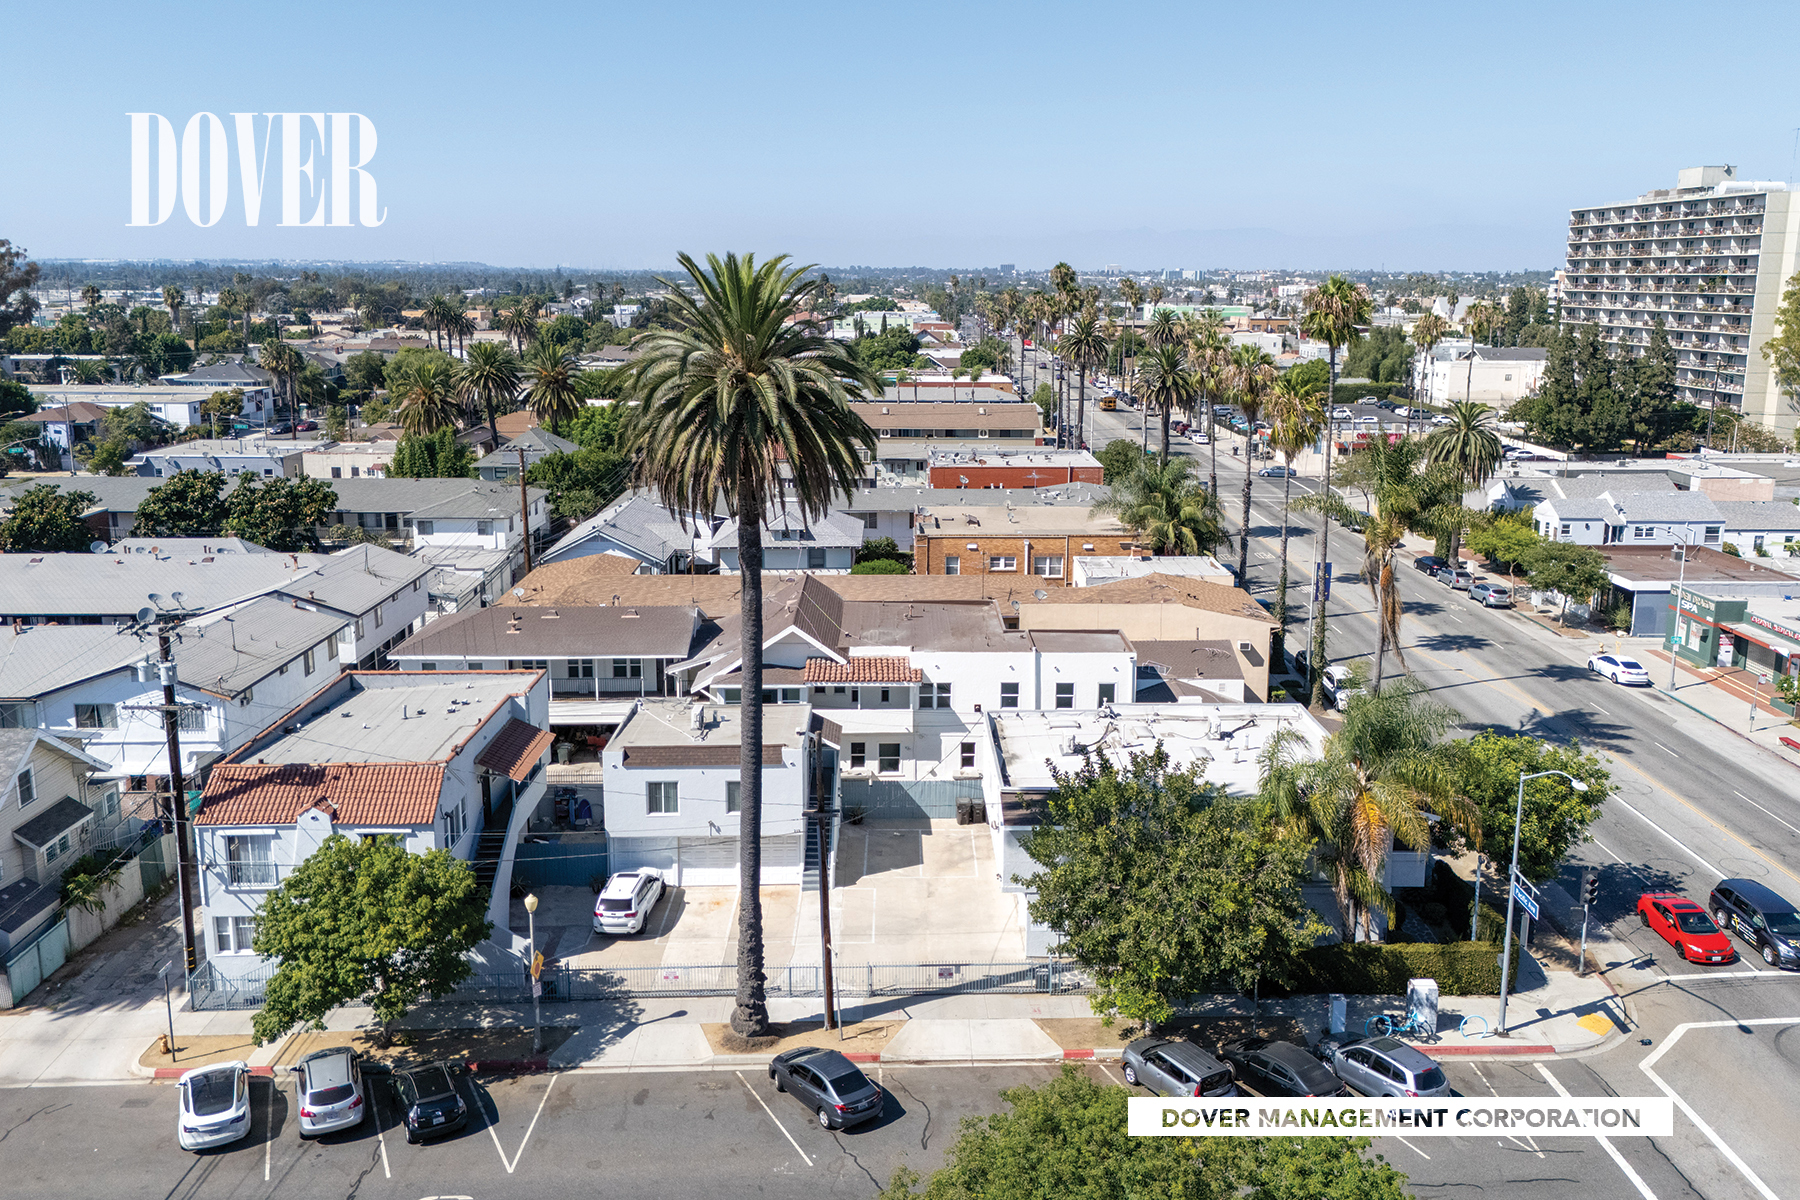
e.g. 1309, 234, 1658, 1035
1561, 166, 1800, 435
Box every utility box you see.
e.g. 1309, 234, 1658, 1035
1328, 993, 1347, 1037
1407, 978, 1440, 1034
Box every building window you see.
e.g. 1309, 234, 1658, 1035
878, 743, 901, 773
572, 658, 595, 678
612, 658, 642, 679
1000, 681, 1019, 709
1705, 526, 1722, 543
14, 768, 33, 807
1032, 555, 1064, 578
807, 547, 827, 569
303, 648, 316, 674
1098, 683, 1115, 705
0, 701, 32, 728
178, 707, 207, 732
331, 466, 342, 478
960, 742, 976, 769
325, 638, 337, 662
443, 803, 466, 847
225, 835, 274, 886
1558, 523, 1571, 540
467, 662, 484, 671
213, 916, 257, 954
760, 687, 802, 704
857, 512, 879, 530
726, 781, 740, 814
75, 703, 117, 729
849, 742, 866, 769
1633, 526, 1652, 540
374, 605, 384, 628
515, 658, 549, 671
416, 520, 434, 536
944, 556, 960, 575
987, 555, 1016, 571
1055, 682, 1074, 709
477, 520, 493, 536
420, 663, 437, 672
918, 682, 952, 710
647, 781, 679, 815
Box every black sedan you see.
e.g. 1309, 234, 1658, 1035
1217, 1038, 1349, 1097
389, 1060, 468, 1143
1413, 554, 1449, 575
769, 1046, 884, 1130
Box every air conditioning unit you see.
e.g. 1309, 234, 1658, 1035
842, 767, 875, 779
954, 767, 983, 780
1237, 641, 1253, 652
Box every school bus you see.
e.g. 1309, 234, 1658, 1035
1098, 395, 1118, 411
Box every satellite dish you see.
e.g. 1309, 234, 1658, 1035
1034, 589, 1049, 601
147, 592, 162, 606
88, 540, 108, 554
134, 607, 155, 627
512, 587, 526, 598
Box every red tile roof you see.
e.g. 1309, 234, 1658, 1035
802, 657, 922, 684
196, 763, 445, 827
474, 718, 556, 782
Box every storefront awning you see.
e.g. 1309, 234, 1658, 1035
1723, 621, 1800, 660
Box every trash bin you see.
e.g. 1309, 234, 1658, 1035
556, 742, 573, 764
969, 798, 986, 824
1328, 993, 1347, 1038
1407, 978, 1440, 1035
955, 796, 974, 825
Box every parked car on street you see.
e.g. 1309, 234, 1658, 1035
1586, 653, 1650, 686
1436, 567, 1475, 590
1709, 878, 1800, 968
1331, 1037, 1451, 1097
769, 1047, 885, 1129
1431, 414, 1452, 425
177, 1061, 252, 1151
1257, 464, 1295, 478
1469, 581, 1513, 607
1638, 893, 1736, 964
1356, 414, 1379, 425
1413, 555, 1449, 575
296, 1048, 366, 1138
391, 1061, 469, 1143
1322, 664, 1364, 712
267, 422, 293, 435
593, 868, 665, 935
1189, 432, 1210, 445
1331, 408, 1351, 419
295, 419, 320, 432
1218, 1038, 1350, 1097
1122, 1038, 1237, 1097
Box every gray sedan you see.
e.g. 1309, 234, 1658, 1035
1121, 1037, 1237, 1097
1331, 1037, 1451, 1097
769, 1046, 885, 1130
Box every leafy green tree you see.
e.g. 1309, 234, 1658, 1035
1095, 438, 1147, 483
134, 470, 228, 537
222, 475, 336, 551
1341, 325, 1412, 383
455, 340, 521, 435
1762, 270, 1800, 405
1466, 511, 1541, 576
0, 239, 42, 335
623, 252, 879, 1039
1260, 678, 1476, 942
101, 401, 165, 447
878, 1066, 1412, 1200
1030, 382, 1057, 431
85, 437, 130, 476
1628, 318, 1678, 449
325, 404, 348, 442
1439, 733, 1610, 883
1521, 540, 1610, 621
380, 346, 457, 395
851, 325, 926, 371
958, 335, 1008, 373
564, 402, 625, 453
523, 341, 581, 435
1425, 401, 1503, 562
396, 357, 460, 434
341, 350, 389, 401
389, 429, 475, 478
0, 378, 34, 418
1019, 748, 1322, 1026
0, 484, 97, 552
251, 835, 492, 1046
526, 448, 628, 523
854, 536, 910, 566
849, 558, 908, 574
202, 388, 244, 437
1285, 357, 1329, 393
1092, 457, 1222, 556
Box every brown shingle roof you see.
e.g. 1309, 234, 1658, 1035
196, 763, 444, 826
618, 744, 786, 767
802, 657, 921, 683
1044, 574, 1276, 624
474, 718, 556, 782
851, 401, 1040, 428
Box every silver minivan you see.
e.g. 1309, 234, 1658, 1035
1331, 1037, 1451, 1097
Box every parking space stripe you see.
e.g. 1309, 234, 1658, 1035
1732, 789, 1800, 840
736, 1071, 812, 1167
1394, 1135, 1430, 1160
1537, 1064, 1657, 1200
1640, 1020, 1792, 1200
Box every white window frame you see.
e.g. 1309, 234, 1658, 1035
987, 555, 1017, 571
1032, 555, 1064, 578
999, 682, 1019, 709
647, 781, 679, 815
75, 703, 117, 729
943, 555, 960, 576
15, 767, 34, 807
726, 781, 740, 814
877, 743, 901, 774
1055, 682, 1075, 709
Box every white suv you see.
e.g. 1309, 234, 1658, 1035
593, 869, 666, 935
1322, 664, 1365, 712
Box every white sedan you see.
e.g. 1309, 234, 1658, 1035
178, 1061, 253, 1151
1587, 653, 1651, 686
1331, 408, 1351, 420
1355, 414, 1380, 425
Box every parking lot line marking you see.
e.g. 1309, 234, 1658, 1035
737, 1071, 812, 1167
1537, 1064, 1657, 1200
1640, 1020, 1794, 1200
1732, 790, 1800, 840
1394, 1135, 1430, 1160
1095, 1063, 1120, 1085
1653, 741, 1681, 757
264, 1082, 272, 1182
1593, 703, 1611, 716
1589, 836, 1628, 864
1607, 793, 1724, 878
371, 1084, 390, 1179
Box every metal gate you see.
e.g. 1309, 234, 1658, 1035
4, 917, 69, 1008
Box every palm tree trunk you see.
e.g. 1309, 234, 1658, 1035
730, 471, 770, 1039
1310, 346, 1340, 709
1275, 470, 1293, 634
1160, 402, 1170, 466
1076, 366, 1086, 450
1238, 445, 1253, 581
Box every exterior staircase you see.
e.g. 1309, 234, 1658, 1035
472, 799, 513, 897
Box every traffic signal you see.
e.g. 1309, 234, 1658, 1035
1582, 871, 1600, 906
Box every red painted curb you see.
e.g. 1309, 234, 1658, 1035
152, 1065, 277, 1079
467, 1058, 548, 1074
1428, 1044, 1554, 1056
1062, 1049, 1095, 1059
841, 1052, 881, 1063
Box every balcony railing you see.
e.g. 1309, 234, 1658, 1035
208, 861, 282, 888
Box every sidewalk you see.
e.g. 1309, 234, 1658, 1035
1627, 640, 1800, 766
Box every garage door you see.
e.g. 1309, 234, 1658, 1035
760, 834, 802, 885
608, 836, 677, 879
678, 838, 738, 887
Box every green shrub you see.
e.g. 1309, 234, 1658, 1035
1723, 542, 1741, 557
1284, 939, 1521, 996
1425, 860, 1510, 944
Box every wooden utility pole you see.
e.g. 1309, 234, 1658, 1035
157, 626, 198, 974
516, 446, 533, 577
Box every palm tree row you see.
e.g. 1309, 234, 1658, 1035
389, 339, 585, 438
1092, 456, 1222, 556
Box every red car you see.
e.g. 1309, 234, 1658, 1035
1638, 892, 1736, 963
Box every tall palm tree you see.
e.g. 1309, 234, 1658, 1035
1146, 307, 1180, 349
1258, 679, 1475, 941
1057, 311, 1107, 451
398, 359, 460, 434
623, 252, 879, 1039
1298, 276, 1372, 706
1226, 344, 1276, 582
1118, 277, 1142, 322
1264, 371, 1326, 642
456, 341, 521, 436
162, 284, 184, 336
1136, 343, 1198, 465
448, 309, 476, 356
80, 284, 101, 311
258, 339, 303, 438
1426, 400, 1503, 563
1409, 311, 1449, 406
1091, 456, 1222, 555
500, 302, 538, 354
522, 341, 581, 435
1184, 312, 1230, 494
422, 295, 452, 350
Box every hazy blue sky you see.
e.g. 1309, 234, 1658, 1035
6, 0, 1800, 271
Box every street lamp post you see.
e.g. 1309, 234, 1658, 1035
1667, 532, 1694, 693
524, 892, 543, 1054
1497, 769, 1588, 1034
